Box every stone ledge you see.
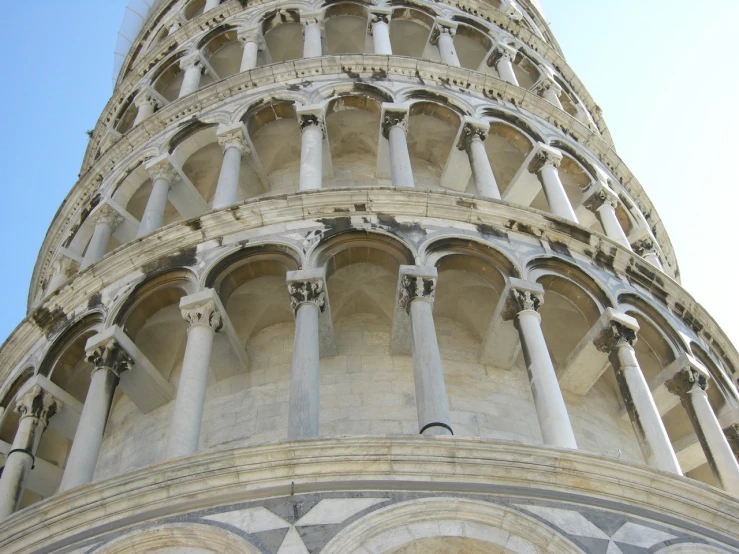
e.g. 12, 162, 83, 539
0, 437, 736, 553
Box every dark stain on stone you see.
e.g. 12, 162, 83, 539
141, 246, 198, 275
475, 223, 507, 239
184, 218, 202, 231
456, 199, 475, 209
415, 70, 426, 85
315, 216, 355, 240
343, 68, 362, 80
376, 213, 427, 236
549, 219, 591, 244
505, 220, 539, 237
354, 203, 367, 212
333, 207, 350, 213
286, 82, 311, 91
32, 306, 69, 338
371, 69, 388, 80
549, 241, 571, 258
87, 292, 103, 310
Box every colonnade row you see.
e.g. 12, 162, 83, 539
52, 108, 659, 298
123, 7, 584, 132
3, 266, 738, 521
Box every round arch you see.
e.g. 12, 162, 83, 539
321, 497, 583, 554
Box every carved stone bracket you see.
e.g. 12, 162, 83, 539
15, 385, 62, 426
399, 275, 437, 312
287, 279, 326, 314
86, 339, 133, 378
181, 300, 224, 332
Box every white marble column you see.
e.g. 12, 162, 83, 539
165, 291, 223, 459
238, 28, 260, 72
608, 322, 682, 474
133, 91, 159, 127
204, 0, 220, 12
431, 19, 460, 67
297, 105, 325, 192
534, 76, 563, 109
512, 285, 577, 448
213, 123, 249, 209
461, 118, 500, 199
59, 340, 131, 492
178, 52, 203, 98
0, 386, 61, 521
381, 103, 414, 188
631, 237, 663, 271
400, 268, 453, 436
671, 369, 739, 495
80, 205, 123, 270
531, 145, 578, 223
369, 8, 392, 55
584, 186, 631, 249
489, 44, 519, 86
286, 273, 326, 438
301, 11, 323, 58
46, 256, 75, 295
138, 156, 179, 237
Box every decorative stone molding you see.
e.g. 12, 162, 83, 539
529, 144, 563, 173
86, 339, 133, 378
15, 385, 62, 425
181, 300, 224, 332
286, 279, 326, 314
216, 123, 249, 154
398, 275, 436, 311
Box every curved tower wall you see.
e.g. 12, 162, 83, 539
0, 0, 737, 552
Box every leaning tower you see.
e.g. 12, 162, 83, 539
0, 0, 737, 552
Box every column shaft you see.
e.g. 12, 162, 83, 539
597, 203, 630, 248
299, 124, 323, 191
213, 146, 243, 209
543, 86, 563, 108
611, 343, 682, 473
437, 32, 460, 66
58, 368, 119, 491
516, 309, 577, 448
303, 23, 322, 58
165, 323, 216, 458
0, 416, 42, 519
686, 387, 739, 494
133, 100, 155, 126
388, 125, 414, 188
467, 137, 501, 199
179, 63, 202, 98
204, 0, 220, 12
539, 164, 578, 223
240, 40, 259, 72
372, 21, 392, 55
81, 218, 114, 270
410, 299, 452, 435
495, 57, 519, 86
137, 176, 170, 237
288, 302, 321, 438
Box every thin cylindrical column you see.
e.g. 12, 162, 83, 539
536, 78, 563, 109
238, 29, 259, 72
59, 342, 130, 492
382, 106, 414, 188
513, 289, 577, 448
463, 123, 500, 199
46, 256, 74, 295
678, 373, 739, 495
165, 296, 222, 459
133, 93, 158, 126
204, 0, 220, 12
436, 28, 460, 66
370, 11, 392, 55
401, 271, 452, 436
301, 14, 322, 58
0, 386, 61, 521
597, 202, 630, 248
609, 326, 682, 474
490, 45, 519, 86
178, 53, 203, 98
297, 110, 324, 191
632, 238, 663, 270
213, 125, 248, 209
532, 147, 578, 223
80, 205, 121, 270
287, 278, 323, 438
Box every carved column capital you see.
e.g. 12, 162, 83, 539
399, 275, 437, 312
92, 204, 123, 227
430, 19, 457, 44
607, 321, 638, 349
369, 8, 392, 31
488, 43, 518, 66
86, 339, 133, 378
584, 184, 620, 213
145, 156, 181, 184
133, 89, 160, 110
511, 288, 542, 313
179, 51, 202, 71
666, 364, 710, 399
533, 76, 562, 97
300, 10, 323, 30
216, 123, 249, 154
181, 299, 224, 332
237, 27, 261, 45
458, 118, 490, 150
380, 104, 410, 139
15, 385, 62, 426
287, 278, 327, 314
51, 255, 76, 278
529, 145, 563, 173
631, 237, 656, 257
502, 0, 524, 21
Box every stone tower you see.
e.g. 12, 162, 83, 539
0, 0, 737, 552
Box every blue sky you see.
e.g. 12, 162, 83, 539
0, 1, 736, 356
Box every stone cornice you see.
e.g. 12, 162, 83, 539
14, 190, 736, 404
31, 57, 677, 312
0, 437, 736, 553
